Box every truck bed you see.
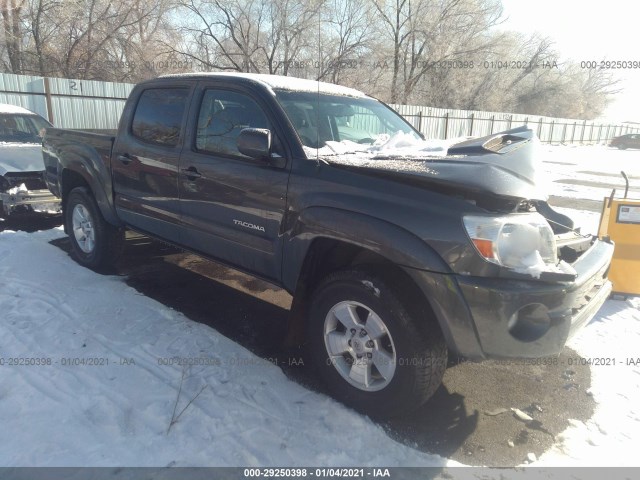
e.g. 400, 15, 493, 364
43, 128, 116, 198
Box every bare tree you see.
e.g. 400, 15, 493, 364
13, 0, 177, 81
316, 0, 375, 83
1, 0, 24, 73
371, 0, 504, 104
0, 0, 621, 119
171, 0, 321, 75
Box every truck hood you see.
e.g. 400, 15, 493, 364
321, 126, 547, 202
0, 143, 45, 175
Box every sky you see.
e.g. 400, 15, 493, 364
500, 0, 640, 123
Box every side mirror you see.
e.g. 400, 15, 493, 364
237, 128, 271, 160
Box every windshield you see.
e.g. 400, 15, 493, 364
275, 90, 421, 151
0, 113, 51, 144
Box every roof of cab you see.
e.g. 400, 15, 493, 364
157, 72, 367, 98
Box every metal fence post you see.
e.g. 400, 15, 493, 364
561, 122, 567, 144
469, 113, 474, 137
417, 111, 423, 134
444, 113, 449, 139
43, 77, 54, 124
580, 120, 587, 143
597, 124, 603, 144
538, 118, 543, 139
571, 122, 577, 144
490, 115, 495, 134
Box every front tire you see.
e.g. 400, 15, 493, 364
65, 187, 124, 271
307, 268, 447, 418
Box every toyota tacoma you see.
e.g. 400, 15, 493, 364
42, 73, 613, 417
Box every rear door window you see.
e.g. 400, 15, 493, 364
131, 88, 189, 146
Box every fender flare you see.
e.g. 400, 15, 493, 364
282, 206, 451, 292
59, 144, 122, 227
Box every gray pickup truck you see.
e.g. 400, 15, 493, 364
43, 73, 613, 417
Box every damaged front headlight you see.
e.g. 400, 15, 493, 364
463, 213, 565, 278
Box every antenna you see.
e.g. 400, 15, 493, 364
316, 5, 321, 164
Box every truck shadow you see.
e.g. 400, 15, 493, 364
0, 214, 62, 232
49, 232, 595, 467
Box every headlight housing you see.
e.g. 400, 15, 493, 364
463, 213, 559, 277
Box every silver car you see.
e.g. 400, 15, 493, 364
0, 104, 61, 218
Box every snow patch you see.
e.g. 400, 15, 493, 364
0, 228, 447, 467
361, 280, 380, 297
160, 72, 366, 98
303, 131, 461, 159
7, 182, 29, 195
512, 252, 577, 279
0, 103, 34, 115
0, 141, 40, 147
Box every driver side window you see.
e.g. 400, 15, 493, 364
196, 89, 270, 158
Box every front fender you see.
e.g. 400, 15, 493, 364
282, 206, 485, 358
282, 206, 451, 292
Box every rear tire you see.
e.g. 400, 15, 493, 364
65, 187, 124, 271
307, 268, 447, 418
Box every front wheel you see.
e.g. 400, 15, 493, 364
66, 187, 124, 271
307, 268, 447, 418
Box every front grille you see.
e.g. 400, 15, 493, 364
3, 171, 47, 190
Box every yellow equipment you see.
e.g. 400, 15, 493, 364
598, 172, 640, 296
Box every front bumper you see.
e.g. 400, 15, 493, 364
408, 238, 614, 359
1, 189, 62, 217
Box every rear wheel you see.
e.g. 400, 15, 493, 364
66, 187, 124, 271
307, 268, 447, 418
617, 144, 628, 150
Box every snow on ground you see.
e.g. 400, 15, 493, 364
534, 144, 640, 466
552, 207, 601, 236
0, 228, 448, 467
539, 144, 640, 202
538, 295, 640, 466
0, 144, 639, 469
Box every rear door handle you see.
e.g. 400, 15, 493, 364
117, 154, 132, 165
181, 166, 202, 180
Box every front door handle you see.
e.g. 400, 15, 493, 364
181, 166, 202, 180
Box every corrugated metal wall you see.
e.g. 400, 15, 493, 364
1, 72, 638, 142
45, 77, 134, 129
0, 73, 134, 129
0, 74, 49, 119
